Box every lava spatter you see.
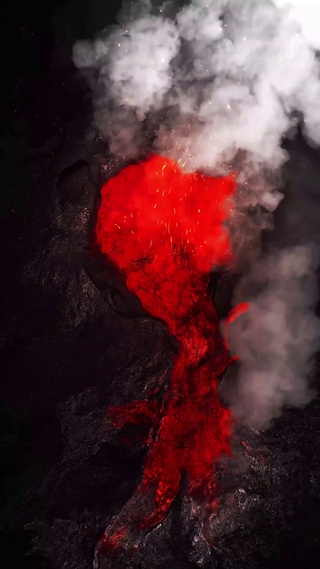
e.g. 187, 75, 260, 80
95, 154, 241, 557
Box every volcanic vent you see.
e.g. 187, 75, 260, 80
95, 154, 248, 560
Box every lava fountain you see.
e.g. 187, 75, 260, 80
95, 154, 248, 559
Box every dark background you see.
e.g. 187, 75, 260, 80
0, 0, 123, 212
0, 1, 122, 566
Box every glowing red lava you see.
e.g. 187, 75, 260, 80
96, 154, 244, 554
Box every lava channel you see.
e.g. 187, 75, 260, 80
95, 154, 246, 557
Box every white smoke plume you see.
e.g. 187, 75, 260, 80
229, 245, 320, 427
73, 0, 320, 427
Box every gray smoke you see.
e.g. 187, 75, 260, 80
73, 0, 320, 427
229, 245, 320, 427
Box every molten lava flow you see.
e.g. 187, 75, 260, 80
96, 154, 239, 554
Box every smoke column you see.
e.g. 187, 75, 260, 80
73, 0, 320, 427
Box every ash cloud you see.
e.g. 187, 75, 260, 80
73, 0, 320, 427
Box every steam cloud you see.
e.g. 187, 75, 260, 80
73, 0, 320, 427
